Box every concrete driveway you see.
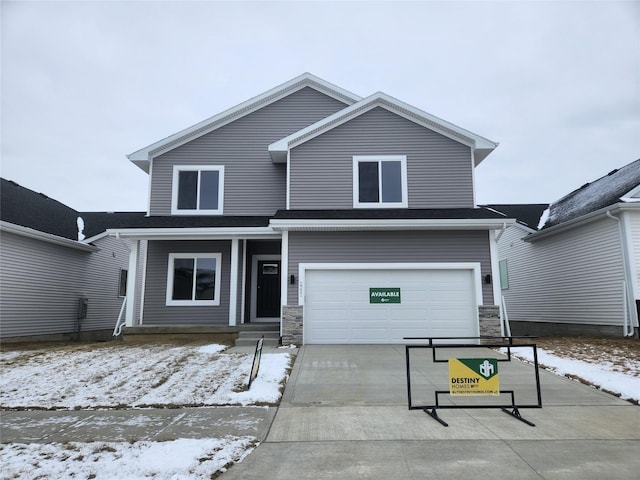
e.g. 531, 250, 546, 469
221, 344, 640, 480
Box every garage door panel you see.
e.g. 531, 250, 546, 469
304, 268, 479, 344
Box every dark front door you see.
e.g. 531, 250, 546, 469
256, 260, 281, 318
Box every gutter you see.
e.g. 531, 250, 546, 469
525, 203, 640, 242
0, 221, 98, 252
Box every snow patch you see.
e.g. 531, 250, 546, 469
537, 206, 550, 230
76, 216, 85, 241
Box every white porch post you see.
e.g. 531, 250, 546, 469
125, 239, 139, 327
229, 238, 239, 326
488, 230, 503, 336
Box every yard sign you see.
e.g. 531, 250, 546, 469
448, 358, 499, 396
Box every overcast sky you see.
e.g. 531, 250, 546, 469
2, 0, 638, 212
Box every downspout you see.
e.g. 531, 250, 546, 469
606, 211, 637, 337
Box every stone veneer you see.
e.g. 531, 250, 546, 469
282, 305, 303, 345
478, 305, 502, 339
282, 304, 503, 345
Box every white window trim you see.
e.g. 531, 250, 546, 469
166, 253, 222, 306
352, 155, 408, 208
171, 165, 225, 215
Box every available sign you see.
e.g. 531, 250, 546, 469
369, 287, 401, 304
448, 358, 499, 396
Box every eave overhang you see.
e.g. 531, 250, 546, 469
525, 203, 640, 242
106, 226, 281, 241
269, 218, 515, 232
0, 221, 98, 252
269, 91, 498, 165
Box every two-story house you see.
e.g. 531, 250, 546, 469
109, 73, 514, 344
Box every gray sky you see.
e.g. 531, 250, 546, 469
2, 0, 639, 212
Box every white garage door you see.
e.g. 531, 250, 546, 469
303, 268, 478, 344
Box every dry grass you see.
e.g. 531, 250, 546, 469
533, 335, 640, 377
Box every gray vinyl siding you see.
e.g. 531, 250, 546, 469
498, 217, 626, 327
0, 232, 130, 338
287, 230, 492, 306
142, 240, 231, 325
149, 87, 349, 216
289, 107, 474, 210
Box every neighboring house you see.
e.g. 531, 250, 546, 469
0, 178, 145, 341
108, 73, 515, 344
489, 159, 640, 337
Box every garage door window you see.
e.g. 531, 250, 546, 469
353, 155, 408, 208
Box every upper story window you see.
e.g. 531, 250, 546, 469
353, 155, 408, 208
172, 165, 224, 215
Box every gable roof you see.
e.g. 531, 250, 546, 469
484, 204, 549, 231
544, 159, 640, 228
268, 91, 498, 165
127, 73, 362, 172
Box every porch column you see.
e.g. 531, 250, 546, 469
229, 238, 239, 326
488, 230, 503, 336
125, 239, 139, 327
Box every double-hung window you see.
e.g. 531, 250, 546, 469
353, 155, 408, 208
171, 166, 224, 215
166, 253, 222, 306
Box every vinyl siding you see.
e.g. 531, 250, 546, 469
149, 87, 349, 216
143, 240, 231, 325
289, 107, 474, 209
287, 230, 492, 306
498, 217, 625, 327
0, 231, 131, 338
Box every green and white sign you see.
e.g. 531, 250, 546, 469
369, 288, 401, 304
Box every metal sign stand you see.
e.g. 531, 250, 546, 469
405, 336, 542, 427
248, 336, 264, 389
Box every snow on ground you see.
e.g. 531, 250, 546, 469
0, 343, 293, 479
510, 347, 640, 403
0, 343, 292, 409
0, 437, 256, 480
2, 339, 638, 479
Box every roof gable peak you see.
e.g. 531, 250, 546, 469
128, 73, 362, 172
269, 91, 498, 165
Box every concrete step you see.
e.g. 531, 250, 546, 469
234, 336, 281, 347
237, 330, 280, 339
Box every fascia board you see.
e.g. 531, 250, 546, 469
525, 203, 640, 242
106, 226, 281, 240
128, 73, 361, 170
269, 218, 515, 231
0, 221, 97, 252
269, 92, 498, 164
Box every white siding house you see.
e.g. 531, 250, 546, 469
491, 160, 640, 337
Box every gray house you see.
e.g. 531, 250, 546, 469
109, 73, 515, 344
490, 159, 640, 337
0, 178, 145, 341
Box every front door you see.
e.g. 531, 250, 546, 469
256, 260, 281, 319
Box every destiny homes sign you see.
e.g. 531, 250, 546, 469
369, 288, 401, 304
